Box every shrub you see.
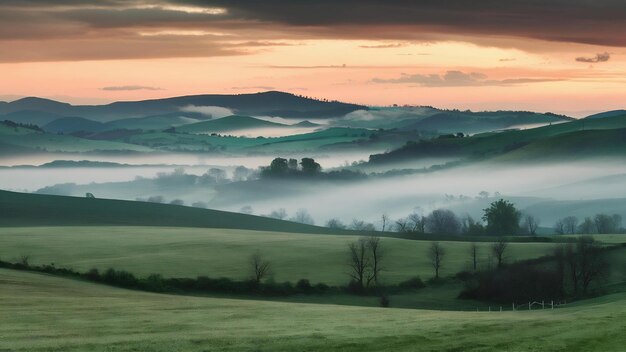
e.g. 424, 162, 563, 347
379, 295, 391, 308
398, 277, 426, 290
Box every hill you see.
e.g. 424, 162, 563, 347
1, 268, 624, 351
177, 115, 287, 134
369, 113, 626, 164
105, 112, 206, 131
0, 91, 366, 122
0, 110, 69, 126
0, 190, 337, 234
585, 109, 626, 119
43, 117, 107, 134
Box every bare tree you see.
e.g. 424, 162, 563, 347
407, 212, 426, 233
326, 218, 347, 229
350, 219, 375, 231
425, 209, 461, 235
553, 244, 566, 296
491, 237, 508, 268
348, 238, 370, 288
428, 242, 445, 279
577, 236, 608, 293
367, 236, 383, 285
554, 219, 565, 234
469, 242, 479, 271
380, 213, 389, 232
249, 252, 271, 284
563, 216, 579, 234
290, 208, 315, 225
564, 241, 579, 293
523, 215, 540, 235
269, 208, 287, 220
395, 217, 409, 233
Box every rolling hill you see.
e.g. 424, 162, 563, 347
0, 91, 366, 122
0, 190, 338, 234
43, 117, 107, 134
177, 115, 287, 134
369, 113, 626, 164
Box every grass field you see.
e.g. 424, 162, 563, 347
1, 268, 625, 352
0, 226, 561, 285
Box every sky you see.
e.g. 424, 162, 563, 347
0, 0, 624, 117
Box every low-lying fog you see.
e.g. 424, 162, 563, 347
10, 155, 626, 228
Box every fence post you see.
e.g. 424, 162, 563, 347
500, 306, 502, 312
512, 303, 515, 311
489, 306, 491, 312
528, 302, 531, 310
542, 301, 544, 309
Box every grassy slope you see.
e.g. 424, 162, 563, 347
177, 115, 286, 133
370, 114, 626, 163
0, 190, 335, 234
492, 128, 626, 162
0, 226, 562, 284
0, 123, 152, 153
1, 268, 624, 352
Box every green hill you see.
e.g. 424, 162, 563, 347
43, 117, 107, 133
0, 190, 335, 234
1, 268, 625, 351
177, 115, 287, 134
370, 114, 626, 164
106, 113, 204, 131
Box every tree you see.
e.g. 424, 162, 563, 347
563, 216, 579, 234
469, 242, 479, 271
300, 158, 321, 174
578, 217, 595, 234
287, 158, 298, 170
577, 236, 608, 293
522, 214, 540, 235
350, 219, 375, 231
233, 166, 252, 182
428, 242, 445, 279
367, 236, 383, 285
554, 219, 565, 235
208, 168, 227, 184
594, 213, 622, 234
380, 213, 389, 232
407, 212, 426, 234
425, 209, 461, 235
347, 238, 370, 289
326, 218, 347, 229
482, 199, 520, 235
564, 242, 579, 293
291, 208, 314, 225
461, 215, 484, 236
553, 245, 566, 297
491, 237, 508, 268
269, 208, 287, 220
249, 252, 271, 284
263, 157, 289, 177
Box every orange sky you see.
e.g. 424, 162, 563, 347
0, 1, 624, 117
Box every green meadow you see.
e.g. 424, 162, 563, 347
0, 226, 573, 284
1, 268, 624, 352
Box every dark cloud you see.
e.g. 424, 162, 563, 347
0, 0, 624, 62
371, 70, 563, 87
175, 0, 626, 46
100, 85, 163, 91
575, 52, 611, 63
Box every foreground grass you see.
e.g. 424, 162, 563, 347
1, 268, 624, 352
0, 226, 561, 285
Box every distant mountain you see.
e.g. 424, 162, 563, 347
292, 120, 321, 127
0, 91, 366, 122
43, 117, 107, 134
585, 110, 626, 119
177, 115, 287, 134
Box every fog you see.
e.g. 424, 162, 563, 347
17, 156, 626, 228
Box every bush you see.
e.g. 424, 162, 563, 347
398, 277, 426, 290
296, 279, 312, 292
379, 294, 391, 307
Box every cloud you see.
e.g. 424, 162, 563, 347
0, 1, 623, 63
100, 85, 163, 91
371, 70, 563, 87
360, 43, 406, 49
180, 105, 234, 118
499, 58, 516, 62
575, 52, 611, 63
